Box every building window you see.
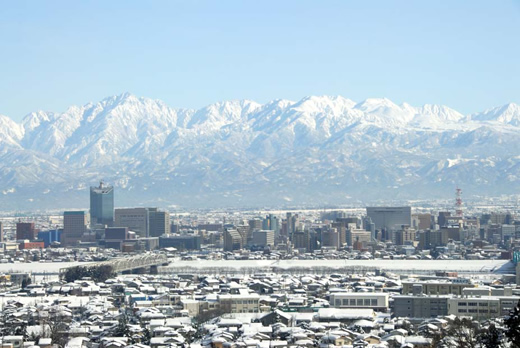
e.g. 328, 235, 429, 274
371, 299, 377, 306
350, 299, 356, 305
357, 299, 363, 306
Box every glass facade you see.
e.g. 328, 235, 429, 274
90, 182, 114, 225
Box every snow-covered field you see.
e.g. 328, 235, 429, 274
161, 259, 514, 274
0, 261, 92, 274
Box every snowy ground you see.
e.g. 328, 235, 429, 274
160, 259, 515, 275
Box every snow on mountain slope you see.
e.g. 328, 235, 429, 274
471, 103, 520, 126
0, 115, 24, 147
0, 94, 520, 209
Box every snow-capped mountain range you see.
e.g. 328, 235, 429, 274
1, 93, 520, 210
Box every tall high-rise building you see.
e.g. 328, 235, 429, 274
16, 222, 37, 240
90, 181, 114, 226
0, 221, 3, 242
263, 214, 280, 235
248, 218, 263, 243
224, 228, 243, 251
286, 213, 299, 239
62, 211, 89, 247
321, 227, 339, 249
293, 230, 310, 251
438, 212, 451, 228
149, 209, 171, 237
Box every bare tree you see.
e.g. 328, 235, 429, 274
40, 313, 69, 348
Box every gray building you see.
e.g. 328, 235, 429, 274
252, 230, 275, 248
114, 207, 169, 238
159, 235, 201, 250
115, 208, 150, 237
149, 209, 171, 237
62, 211, 89, 247
366, 207, 412, 231
90, 181, 114, 226
393, 295, 449, 318
224, 228, 243, 251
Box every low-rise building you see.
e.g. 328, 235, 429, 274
393, 295, 450, 318
217, 294, 260, 313
329, 292, 389, 312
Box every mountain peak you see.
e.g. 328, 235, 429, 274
354, 98, 399, 111
472, 102, 520, 126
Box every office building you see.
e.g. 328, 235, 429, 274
502, 224, 516, 240
16, 222, 38, 240
115, 208, 149, 237
90, 181, 114, 226
437, 212, 451, 228
366, 207, 412, 232
252, 230, 275, 248
447, 296, 520, 320
393, 227, 416, 246
293, 230, 310, 251
402, 281, 475, 296
248, 218, 263, 243
114, 207, 169, 238
419, 229, 448, 250
412, 213, 432, 230
321, 227, 339, 249
332, 222, 347, 247
149, 209, 171, 237
105, 227, 134, 250
159, 235, 201, 250
286, 213, 299, 238
329, 293, 389, 312
62, 211, 89, 247
346, 228, 372, 247
114, 207, 152, 237
393, 295, 449, 318
263, 214, 280, 235
363, 216, 376, 240
224, 228, 243, 251
38, 229, 62, 247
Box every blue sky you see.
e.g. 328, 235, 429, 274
1, 0, 519, 121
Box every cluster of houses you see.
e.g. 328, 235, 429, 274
0, 265, 518, 348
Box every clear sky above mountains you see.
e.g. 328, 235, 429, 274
1, 0, 519, 121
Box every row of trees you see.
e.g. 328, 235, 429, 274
62, 264, 115, 283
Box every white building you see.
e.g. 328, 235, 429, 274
329, 292, 389, 311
